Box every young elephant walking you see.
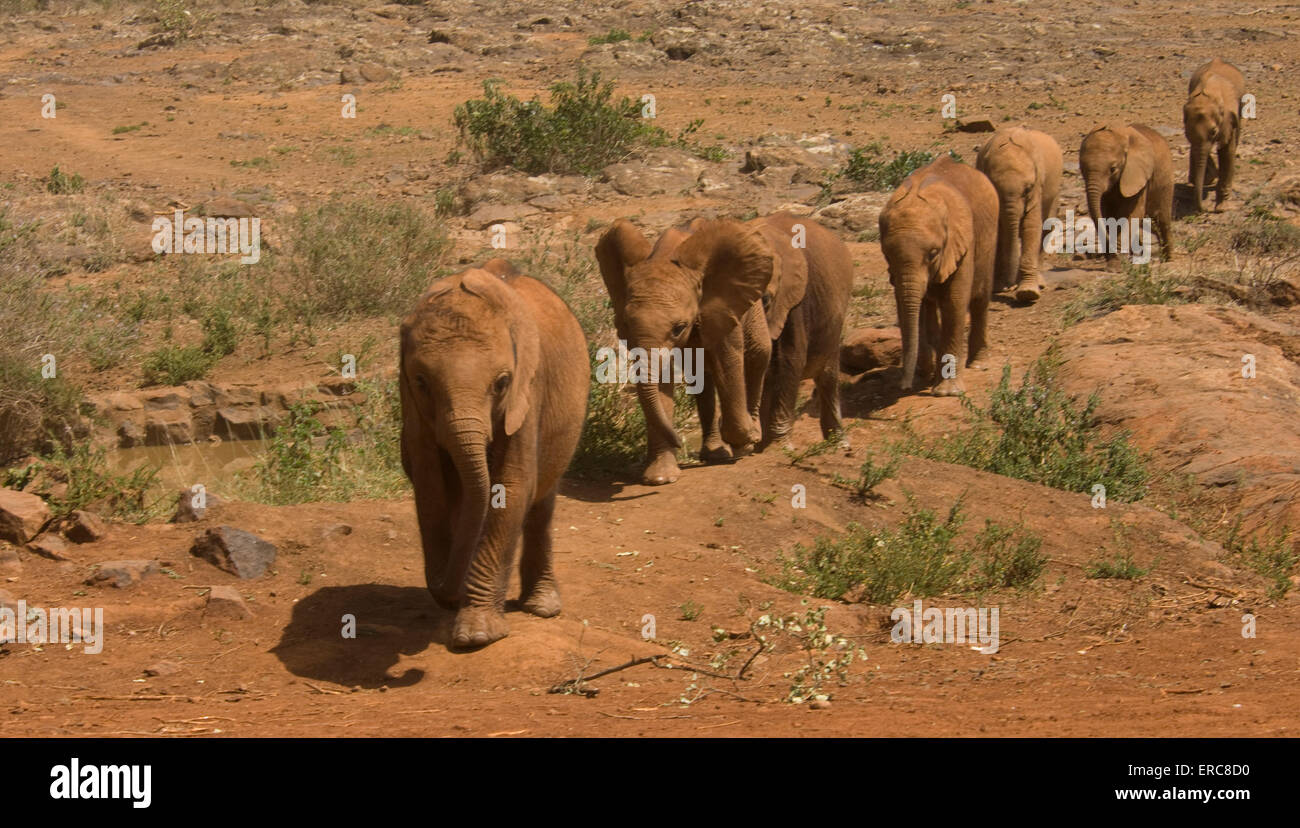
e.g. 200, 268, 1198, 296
878, 155, 997, 396
976, 126, 1063, 303
1184, 58, 1246, 213
596, 213, 851, 484
1078, 123, 1175, 262
399, 259, 588, 649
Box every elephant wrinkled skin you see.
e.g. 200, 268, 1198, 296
1078, 122, 1175, 262
399, 259, 588, 649
976, 126, 1063, 303
879, 155, 998, 397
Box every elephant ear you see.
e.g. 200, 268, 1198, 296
459, 269, 540, 436
595, 219, 652, 314
674, 219, 776, 345
749, 220, 809, 339
1120, 129, 1155, 198
933, 186, 972, 281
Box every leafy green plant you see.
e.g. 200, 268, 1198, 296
1084, 551, 1148, 580
969, 520, 1046, 589
142, 344, 212, 385
903, 349, 1149, 502
588, 29, 632, 45
832, 449, 900, 500
1222, 518, 1297, 599
453, 70, 666, 176
26, 441, 165, 523
1061, 262, 1184, 325
841, 143, 935, 191
752, 605, 869, 703
45, 165, 85, 195
679, 601, 702, 621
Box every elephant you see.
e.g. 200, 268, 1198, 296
596, 213, 852, 484
878, 155, 997, 397
1184, 58, 1246, 213
399, 258, 588, 649
975, 126, 1063, 303
1078, 123, 1174, 263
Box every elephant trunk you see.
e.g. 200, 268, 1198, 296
1085, 180, 1105, 250
441, 419, 492, 604
1190, 144, 1210, 212
636, 380, 681, 450
898, 280, 925, 392
996, 197, 1023, 292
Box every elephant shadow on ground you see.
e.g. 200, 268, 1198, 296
1172, 182, 1209, 220
559, 475, 662, 503
272, 583, 453, 688
840, 368, 909, 420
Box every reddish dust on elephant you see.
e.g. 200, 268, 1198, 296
1, 1, 1298, 737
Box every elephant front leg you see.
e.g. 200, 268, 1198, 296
642, 381, 682, 485
708, 327, 758, 456
931, 275, 970, 397
696, 363, 729, 463
452, 480, 530, 649
1215, 139, 1237, 210
519, 490, 561, 618
743, 307, 772, 443
1015, 194, 1044, 303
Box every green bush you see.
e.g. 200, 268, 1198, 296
454, 70, 665, 176
1061, 262, 1184, 325
832, 449, 900, 500
21, 441, 165, 523
771, 500, 1047, 604
282, 199, 450, 321
1223, 518, 1297, 599
841, 143, 938, 191
1084, 551, 1148, 580
905, 350, 1149, 502
45, 165, 85, 195
142, 344, 213, 385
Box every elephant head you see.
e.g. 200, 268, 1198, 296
1079, 123, 1154, 235
1183, 88, 1236, 211
596, 217, 806, 457
878, 176, 972, 392
398, 263, 539, 605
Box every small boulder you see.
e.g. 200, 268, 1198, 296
63, 510, 107, 543
171, 488, 224, 523
87, 559, 160, 589
840, 327, 902, 374
191, 526, 277, 579
0, 488, 51, 545
28, 533, 72, 562
205, 585, 253, 619
143, 660, 181, 677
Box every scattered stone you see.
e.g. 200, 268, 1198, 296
191, 527, 277, 579
205, 585, 253, 620
171, 488, 224, 523
1195, 560, 1235, 580
0, 488, 51, 545
28, 533, 72, 562
810, 697, 832, 710
87, 560, 160, 589
840, 327, 902, 374
63, 510, 107, 544
144, 661, 180, 677
321, 523, 353, 540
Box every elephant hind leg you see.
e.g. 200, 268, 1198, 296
759, 337, 807, 450
813, 359, 845, 445
519, 491, 561, 618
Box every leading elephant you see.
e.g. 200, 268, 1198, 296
878, 155, 997, 396
1079, 122, 1175, 263
399, 258, 588, 649
596, 213, 852, 484
1184, 58, 1246, 213
976, 126, 1063, 303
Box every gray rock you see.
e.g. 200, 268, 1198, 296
0, 488, 51, 545
172, 488, 224, 524
191, 527, 277, 579
87, 559, 160, 589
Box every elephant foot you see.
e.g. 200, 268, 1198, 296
967, 346, 991, 369
520, 582, 562, 618
451, 605, 510, 649
642, 453, 680, 485
931, 378, 965, 397
699, 443, 732, 464
729, 442, 755, 459
1014, 280, 1042, 303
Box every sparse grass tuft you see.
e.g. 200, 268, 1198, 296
1062, 261, 1184, 325
1084, 551, 1148, 580
1223, 518, 1297, 599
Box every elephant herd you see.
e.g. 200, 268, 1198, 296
397, 59, 1248, 649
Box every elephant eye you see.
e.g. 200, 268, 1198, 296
494, 373, 511, 394
927, 247, 940, 260
415, 375, 429, 392
670, 321, 689, 337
